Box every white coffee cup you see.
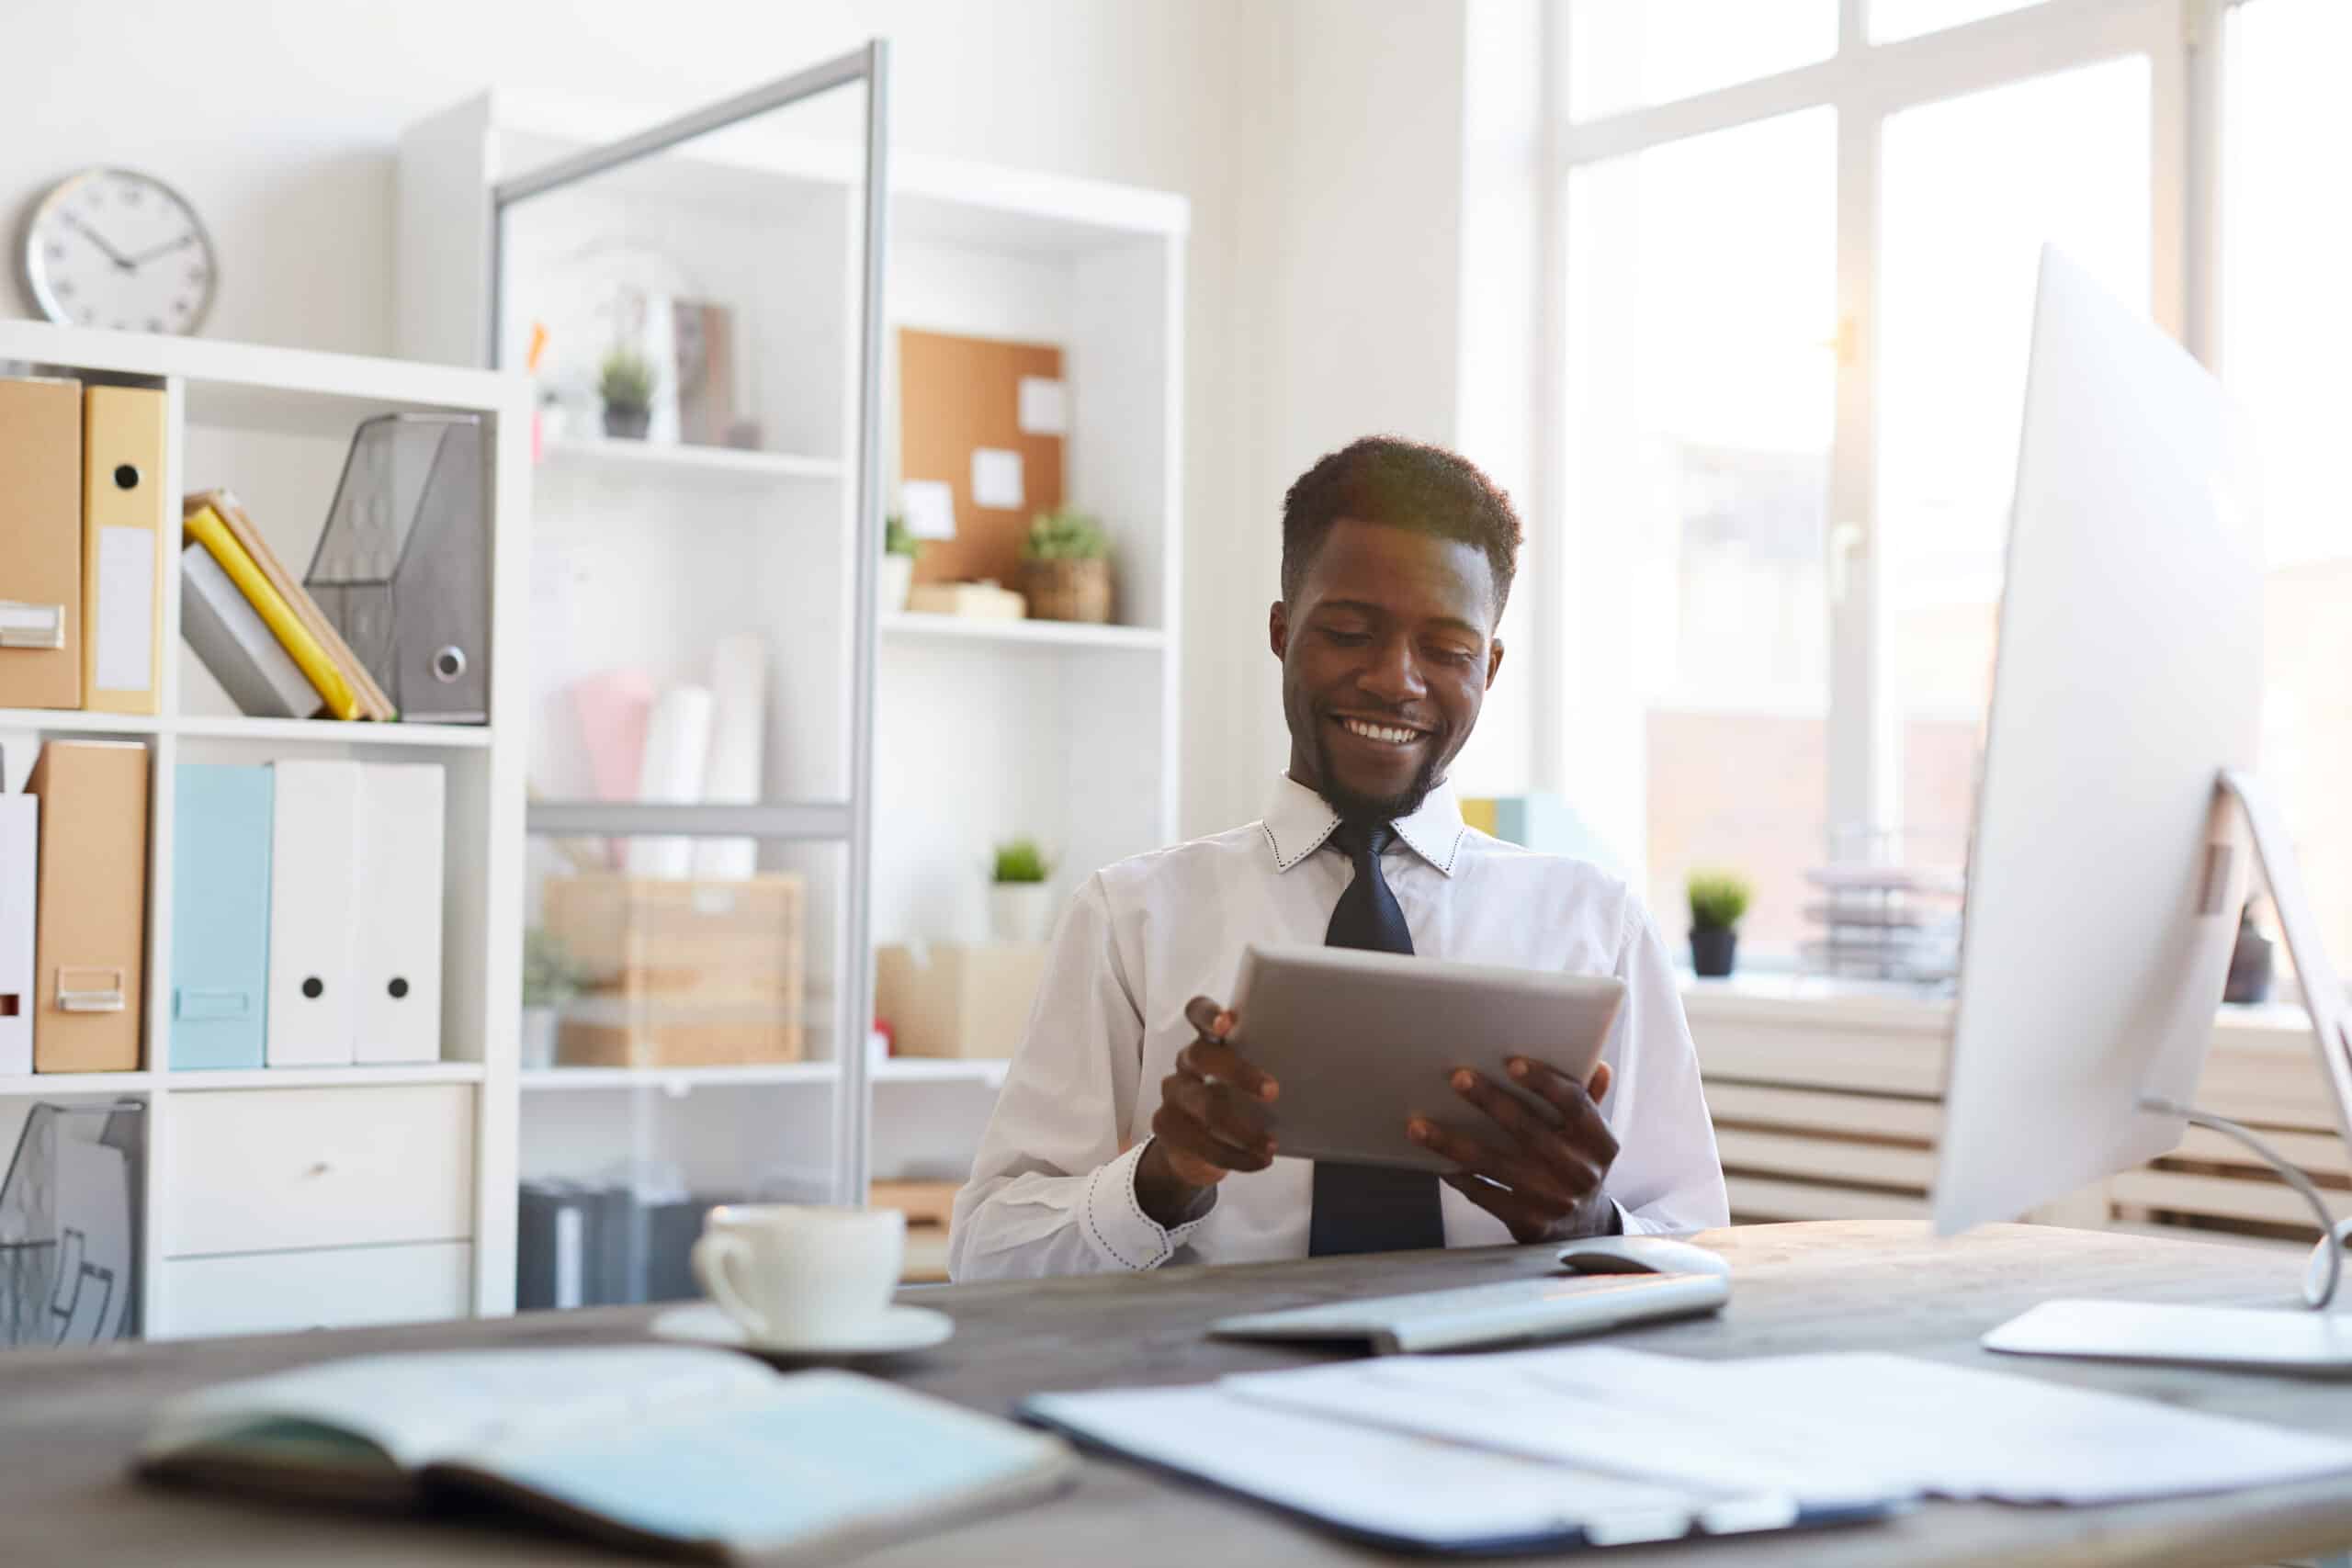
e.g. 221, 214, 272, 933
690, 1203, 906, 1344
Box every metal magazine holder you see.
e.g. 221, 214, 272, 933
0, 1101, 145, 1346
307, 412, 491, 723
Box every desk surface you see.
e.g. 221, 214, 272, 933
6, 1221, 2348, 1567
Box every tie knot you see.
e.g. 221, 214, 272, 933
1330, 821, 1395, 861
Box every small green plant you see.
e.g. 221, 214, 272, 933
1022, 508, 1109, 561
522, 926, 585, 1010
884, 513, 921, 558
597, 347, 655, 414
991, 838, 1052, 885
1687, 870, 1752, 933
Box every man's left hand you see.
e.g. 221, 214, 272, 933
1410, 1058, 1619, 1242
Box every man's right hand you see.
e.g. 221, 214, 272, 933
1134, 996, 1281, 1229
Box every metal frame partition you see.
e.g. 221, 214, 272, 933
487, 42, 890, 1207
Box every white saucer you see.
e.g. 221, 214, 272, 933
650, 1302, 955, 1361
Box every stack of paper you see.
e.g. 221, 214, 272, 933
1025, 1347, 2352, 1553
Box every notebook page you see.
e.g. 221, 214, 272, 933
456, 1371, 1069, 1554
142, 1348, 777, 1472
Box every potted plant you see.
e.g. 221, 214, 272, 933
881, 513, 919, 615
989, 838, 1056, 943
597, 347, 655, 440
521, 925, 583, 1069
1687, 869, 1751, 979
1018, 508, 1114, 624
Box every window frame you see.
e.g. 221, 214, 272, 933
1538, 0, 2222, 903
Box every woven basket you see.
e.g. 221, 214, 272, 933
1018, 558, 1113, 623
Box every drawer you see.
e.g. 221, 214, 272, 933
159, 1242, 472, 1339
164, 1085, 474, 1257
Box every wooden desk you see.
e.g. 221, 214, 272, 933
7, 1221, 2350, 1566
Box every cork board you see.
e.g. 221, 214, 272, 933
897, 328, 1063, 586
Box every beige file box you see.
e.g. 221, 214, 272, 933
874, 942, 1048, 1060
81, 385, 169, 716
28, 739, 150, 1072
0, 378, 85, 709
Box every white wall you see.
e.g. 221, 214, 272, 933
1214, 0, 1538, 814
0, 0, 1259, 831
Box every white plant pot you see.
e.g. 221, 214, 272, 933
989, 883, 1056, 944
879, 554, 914, 615
519, 1005, 560, 1070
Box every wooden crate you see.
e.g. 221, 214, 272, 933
545, 874, 806, 1067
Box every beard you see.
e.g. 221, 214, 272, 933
1311, 722, 1449, 826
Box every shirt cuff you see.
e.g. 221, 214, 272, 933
1080, 1142, 1213, 1271
1542, 1193, 1630, 1242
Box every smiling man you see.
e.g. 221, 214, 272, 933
948, 436, 1726, 1280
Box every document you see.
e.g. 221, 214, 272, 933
1022, 1382, 1824, 1554
1224, 1346, 2352, 1506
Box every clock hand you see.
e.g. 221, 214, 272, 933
128, 233, 197, 266
60, 211, 136, 271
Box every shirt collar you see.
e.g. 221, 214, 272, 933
1260, 773, 1468, 878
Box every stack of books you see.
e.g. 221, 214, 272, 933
180, 491, 394, 721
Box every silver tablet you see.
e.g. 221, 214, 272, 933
1227, 943, 1625, 1174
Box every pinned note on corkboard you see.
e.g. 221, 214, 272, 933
897, 328, 1064, 586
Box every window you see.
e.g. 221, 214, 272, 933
1551, 0, 2212, 967
1564, 109, 1838, 951
2222, 0, 2352, 970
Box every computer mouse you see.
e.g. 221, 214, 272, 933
1556, 1235, 1731, 1279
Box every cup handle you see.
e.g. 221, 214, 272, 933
691, 1234, 771, 1342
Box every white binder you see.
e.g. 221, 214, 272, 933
353, 762, 444, 1064
266, 761, 360, 1066
0, 793, 35, 1075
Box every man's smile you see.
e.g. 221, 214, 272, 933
1329, 713, 1433, 750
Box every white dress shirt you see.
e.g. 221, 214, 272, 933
947, 775, 1728, 1281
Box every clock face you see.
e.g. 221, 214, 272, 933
21, 167, 217, 335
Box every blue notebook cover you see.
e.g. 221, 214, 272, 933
171, 763, 272, 1070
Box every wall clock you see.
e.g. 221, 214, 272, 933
19, 167, 217, 335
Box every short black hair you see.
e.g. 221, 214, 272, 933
1280, 436, 1522, 615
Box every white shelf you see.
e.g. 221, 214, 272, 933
164, 1063, 491, 1091
0, 709, 162, 737
0, 1071, 156, 1097
0, 712, 494, 748
873, 1058, 1009, 1087
540, 436, 842, 484
880, 615, 1167, 652
0, 319, 526, 434
520, 1062, 840, 1092
174, 716, 495, 748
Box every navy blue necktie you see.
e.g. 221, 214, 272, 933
1309, 821, 1447, 1257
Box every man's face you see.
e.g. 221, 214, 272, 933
1271, 517, 1505, 822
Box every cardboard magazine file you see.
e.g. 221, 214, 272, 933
28, 740, 150, 1072
0, 377, 85, 709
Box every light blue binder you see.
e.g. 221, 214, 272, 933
171, 764, 272, 1070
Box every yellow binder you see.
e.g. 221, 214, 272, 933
182, 504, 360, 721
81, 385, 169, 716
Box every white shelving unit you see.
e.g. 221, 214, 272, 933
397, 71, 1185, 1285
0, 319, 529, 1340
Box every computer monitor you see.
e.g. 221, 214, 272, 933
1930, 247, 2352, 1371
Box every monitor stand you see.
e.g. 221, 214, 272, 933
1980, 770, 2352, 1374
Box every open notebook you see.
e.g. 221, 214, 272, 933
137, 1348, 1075, 1564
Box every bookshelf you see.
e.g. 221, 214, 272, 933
0, 318, 529, 1342
397, 63, 1184, 1306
